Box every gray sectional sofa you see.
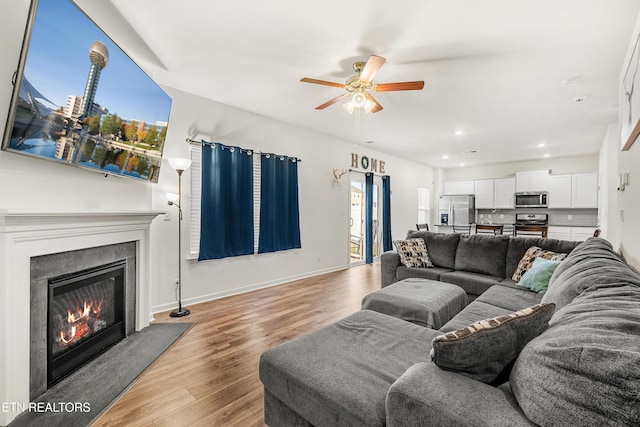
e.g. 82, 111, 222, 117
381, 230, 580, 298
259, 236, 640, 426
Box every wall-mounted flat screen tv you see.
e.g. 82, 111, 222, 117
2, 0, 172, 183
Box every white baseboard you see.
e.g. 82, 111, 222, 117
152, 264, 349, 314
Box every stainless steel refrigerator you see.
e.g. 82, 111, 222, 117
438, 195, 475, 225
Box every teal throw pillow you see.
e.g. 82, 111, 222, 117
518, 257, 562, 292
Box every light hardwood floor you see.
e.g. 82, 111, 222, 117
92, 263, 381, 427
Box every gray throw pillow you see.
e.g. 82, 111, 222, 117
430, 303, 555, 384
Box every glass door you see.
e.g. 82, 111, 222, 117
349, 175, 365, 265
349, 174, 382, 265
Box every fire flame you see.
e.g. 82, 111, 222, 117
57, 298, 104, 347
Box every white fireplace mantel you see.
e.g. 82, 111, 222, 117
0, 210, 163, 425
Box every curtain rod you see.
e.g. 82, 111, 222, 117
348, 168, 387, 177
186, 137, 301, 162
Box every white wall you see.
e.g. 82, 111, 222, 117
1, 2, 435, 312
598, 124, 620, 246
443, 154, 599, 182
151, 88, 436, 311
616, 13, 640, 271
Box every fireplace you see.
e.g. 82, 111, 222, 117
0, 211, 160, 426
47, 261, 126, 387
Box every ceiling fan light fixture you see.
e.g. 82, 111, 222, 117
363, 99, 376, 114
352, 92, 367, 108
343, 101, 355, 114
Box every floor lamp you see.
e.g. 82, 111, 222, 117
166, 157, 192, 317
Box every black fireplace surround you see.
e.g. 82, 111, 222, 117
30, 242, 136, 400
47, 261, 126, 387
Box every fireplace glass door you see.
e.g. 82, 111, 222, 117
47, 261, 126, 386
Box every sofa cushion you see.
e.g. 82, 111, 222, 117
511, 283, 640, 426
439, 271, 502, 297
475, 283, 544, 313
439, 300, 514, 333
259, 309, 440, 427
542, 237, 640, 310
393, 238, 433, 268
430, 303, 555, 384
406, 231, 461, 270
517, 258, 561, 292
396, 266, 452, 282
505, 237, 580, 279
511, 246, 568, 282
454, 234, 510, 278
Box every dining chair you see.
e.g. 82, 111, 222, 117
502, 224, 515, 236
452, 225, 472, 235
416, 223, 429, 231
515, 225, 548, 238
476, 224, 504, 235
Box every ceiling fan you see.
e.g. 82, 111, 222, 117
300, 55, 424, 114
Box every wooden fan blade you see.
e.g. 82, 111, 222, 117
315, 93, 349, 110
300, 78, 345, 89
374, 81, 425, 92
365, 94, 383, 113
359, 55, 386, 82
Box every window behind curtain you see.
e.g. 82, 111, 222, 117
189, 145, 297, 258
418, 187, 431, 226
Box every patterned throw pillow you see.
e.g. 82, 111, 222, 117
430, 303, 555, 384
512, 246, 567, 282
393, 238, 434, 268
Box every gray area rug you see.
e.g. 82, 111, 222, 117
9, 322, 191, 427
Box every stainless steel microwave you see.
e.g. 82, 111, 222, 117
515, 192, 548, 208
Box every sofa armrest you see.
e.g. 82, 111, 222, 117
380, 251, 401, 287
386, 362, 534, 427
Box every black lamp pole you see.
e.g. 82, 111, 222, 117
169, 167, 190, 317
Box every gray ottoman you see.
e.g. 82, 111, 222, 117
362, 278, 467, 329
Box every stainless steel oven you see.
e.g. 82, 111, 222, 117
515, 192, 548, 208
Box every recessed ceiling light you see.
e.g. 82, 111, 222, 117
537, 143, 546, 148
459, 162, 465, 167
543, 153, 550, 158
442, 154, 449, 160
454, 130, 465, 136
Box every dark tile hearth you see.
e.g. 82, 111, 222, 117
10, 323, 191, 427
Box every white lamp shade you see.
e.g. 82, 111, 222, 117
165, 192, 179, 203
342, 101, 355, 114
352, 92, 366, 108
168, 157, 192, 171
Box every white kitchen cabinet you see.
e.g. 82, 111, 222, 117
548, 175, 572, 208
571, 227, 598, 241
494, 177, 516, 208
474, 179, 495, 209
571, 173, 598, 208
443, 180, 475, 195
516, 170, 550, 192
547, 226, 571, 241
547, 226, 598, 241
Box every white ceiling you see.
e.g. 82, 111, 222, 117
74, 0, 640, 169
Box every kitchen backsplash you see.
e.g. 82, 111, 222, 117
476, 208, 598, 227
